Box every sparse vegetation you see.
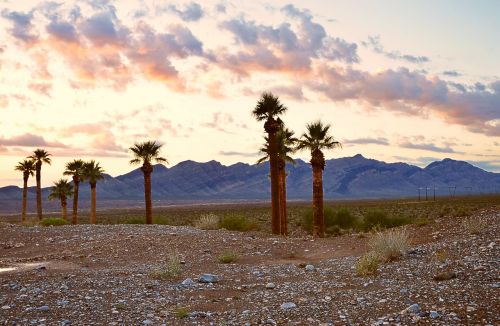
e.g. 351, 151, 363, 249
151, 255, 182, 279
362, 209, 411, 231
220, 213, 256, 231
462, 217, 486, 235
356, 251, 380, 276
124, 215, 172, 225
453, 206, 471, 217
414, 216, 431, 227
175, 307, 189, 318
218, 250, 239, 263
194, 213, 220, 230
40, 217, 68, 226
368, 228, 410, 262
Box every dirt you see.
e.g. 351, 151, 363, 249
0, 207, 498, 325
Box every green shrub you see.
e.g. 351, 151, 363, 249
453, 207, 471, 217
153, 215, 172, 225
175, 307, 189, 318
414, 217, 431, 227
220, 213, 256, 231
356, 251, 380, 276
124, 216, 144, 224
218, 250, 238, 264
301, 207, 338, 233
40, 217, 68, 226
362, 210, 410, 231
334, 208, 356, 229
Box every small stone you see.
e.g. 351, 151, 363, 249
305, 264, 315, 271
408, 304, 421, 314
266, 282, 276, 289
37, 305, 49, 311
60, 320, 71, 326
241, 310, 250, 315
429, 311, 440, 319
266, 319, 277, 325
1, 305, 10, 310
181, 278, 195, 286
198, 274, 219, 283
143, 319, 153, 325
280, 302, 297, 310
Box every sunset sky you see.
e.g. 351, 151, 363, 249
0, 0, 499, 187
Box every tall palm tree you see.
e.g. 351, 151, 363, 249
28, 149, 52, 220
48, 179, 73, 221
252, 92, 287, 234
257, 126, 297, 235
63, 159, 85, 225
14, 159, 36, 223
82, 160, 105, 224
129, 141, 167, 224
296, 121, 341, 238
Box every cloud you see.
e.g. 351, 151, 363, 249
46, 20, 78, 42
218, 150, 257, 157
400, 142, 457, 154
1, 10, 38, 43
345, 137, 390, 145
362, 35, 429, 64
443, 70, 461, 77
169, 2, 204, 22
0, 95, 8, 108
215, 3, 226, 13
466, 160, 500, 172
0, 133, 67, 148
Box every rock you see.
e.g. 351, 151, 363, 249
305, 264, 315, 271
181, 278, 195, 286
408, 304, 421, 314
198, 274, 219, 283
266, 319, 277, 325
280, 302, 297, 310
37, 305, 49, 311
433, 270, 457, 281
1, 305, 10, 310
60, 320, 71, 325
143, 320, 153, 325
429, 311, 440, 319
266, 282, 276, 289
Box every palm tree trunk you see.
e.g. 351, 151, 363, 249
35, 163, 42, 220
312, 164, 324, 238
90, 183, 97, 224
268, 130, 281, 235
21, 174, 28, 223
280, 166, 288, 236
72, 178, 79, 225
61, 197, 67, 221
144, 170, 153, 224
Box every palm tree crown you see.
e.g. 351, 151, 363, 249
296, 121, 341, 154
252, 92, 287, 121
29, 148, 52, 165
257, 127, 297, 165
15, 159, 36, 177
64, 159, 85, 179
129, 141, 168, 166
48, 179, 73, 201
82, 160, 105, 184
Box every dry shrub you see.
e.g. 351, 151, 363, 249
356, 251, 380, 276
368, 228, 410, 262
194, 213, 220, 230
461, 217, 486, 235
151, 255, 182, 279
218, 250, 238, 264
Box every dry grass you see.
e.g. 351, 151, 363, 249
461, 217, 486, 235
356, 251, 380, 276
151, 255, 182, 279
194, 213, 220, 230
218, 250, 239, 264
368, 227, 410, 262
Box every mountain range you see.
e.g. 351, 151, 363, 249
0, 154, 499, 214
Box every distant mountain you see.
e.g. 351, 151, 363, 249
0, 155, 499, 213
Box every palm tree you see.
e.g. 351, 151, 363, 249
28, 149, 52, 220
252, 92, 287, 234
129, 141, 167, 224
82, 160, 105, 224
257, 126, 297, 235
296, 121, 341, 238
48, 179, 73, 221
14, 159, 36, 223
63, 159, 85, 225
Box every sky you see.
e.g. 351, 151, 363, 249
0, 0, 499, 187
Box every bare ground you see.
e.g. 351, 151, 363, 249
0, 208, 499, 325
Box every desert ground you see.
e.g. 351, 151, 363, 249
0, 197, 499, 325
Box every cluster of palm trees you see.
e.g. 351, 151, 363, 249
14, 92, 340, 237
15, 150, 105, 224
253, 92, 341, 238
15, 142, 165, 225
